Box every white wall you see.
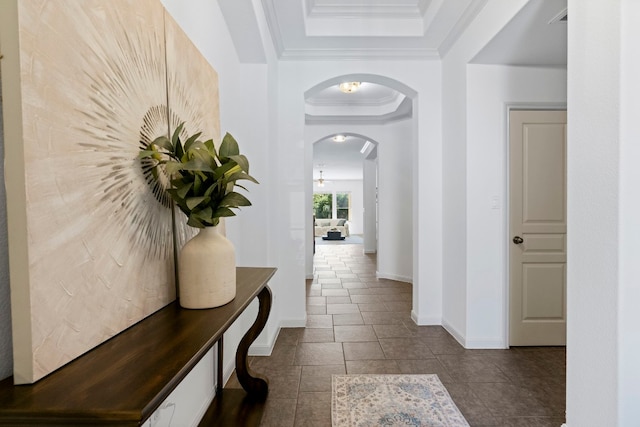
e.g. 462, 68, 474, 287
618, 1, 640, 422
160, 0, 281, 383
0, 0, 279, 384
313, 179, 364, 235
376, 119, 413, 282
440, 0, 529, 344
363, 158, 377, 253
567, 0, 640, 424
466, 64, 567, 348
306, 119, 414, 283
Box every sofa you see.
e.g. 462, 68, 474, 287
314, 218, 350, 237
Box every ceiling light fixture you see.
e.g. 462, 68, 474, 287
333, 134, 346, 142
360, 140, 372, 154
317, 170, 325, 187
339, 82, 361, 94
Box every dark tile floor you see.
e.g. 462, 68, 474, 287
231, 243, 566, 426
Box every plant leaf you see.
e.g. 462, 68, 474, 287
187, 215, 205, 228
172, 123, 185, 146
213, 207, 236, 218
213, 161, 237, 180
151, 136, 173, 152
203, 181, 219, 197
183, 132, 202, 152
175, 182, 193, 200
204, 139, 218, 159
184, 141, 206, 155
138, 149, 157, 159
219, 132, 240, 158
192, 206, 213, 221
179, 158, 215, 173
186, 196, 207, 210
193, 174, 202, 195
220, 191, 252, 208
165, 161, 183, 176
228, 155, 249, 173
226, 171, 259, 184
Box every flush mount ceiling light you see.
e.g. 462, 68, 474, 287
333, 134, 346, 142
339, 82, 361, 94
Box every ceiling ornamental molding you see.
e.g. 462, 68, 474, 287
279, 47, 441, 61
305, 97, 413, 125
303, 0, 431, 37
305, 96, 406, 118
261, 0, 485, 61
305, 0, 428, 18
438, 0, 489, 57
261, 0, 286, 59
306, 90, 403, 108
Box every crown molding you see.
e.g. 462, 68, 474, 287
261, 0, 286, 58
306, 91, 403, 108
279, 47, 440, 61
438, 0, 488, 57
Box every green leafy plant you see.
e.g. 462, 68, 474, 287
139, 123, 258, 228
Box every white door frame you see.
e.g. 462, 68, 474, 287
503, 102, 567, 347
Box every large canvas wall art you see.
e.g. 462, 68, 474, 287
0, 0, 220, 383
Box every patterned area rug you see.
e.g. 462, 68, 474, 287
332, 374, 469, 427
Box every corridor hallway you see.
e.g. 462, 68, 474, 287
235, 243, 565, 426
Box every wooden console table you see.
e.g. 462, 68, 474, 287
0, 267, 276, 426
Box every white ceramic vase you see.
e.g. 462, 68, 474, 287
178, 225, 236, 309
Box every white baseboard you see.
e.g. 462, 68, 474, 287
364, 249, 377, 254
376, 271, 412, 283
246, 317, 306, 358
279, 317, 307, 328
464, 338, 507, 349
305, 274, 314, 280
441, 318, 466, 347
410, 310, 441, 326
249, 326, 280, 356
440, 319, 506, 349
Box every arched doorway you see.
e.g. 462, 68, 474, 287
303, 74, 418, 291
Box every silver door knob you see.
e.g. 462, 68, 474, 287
513, 236, 524, 244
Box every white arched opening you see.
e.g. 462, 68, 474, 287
303, 73, 418, 308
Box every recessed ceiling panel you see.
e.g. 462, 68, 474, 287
304, 0, 429, 37
260, 0, 483, 59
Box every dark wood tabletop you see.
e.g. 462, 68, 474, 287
0, 267, 276, 426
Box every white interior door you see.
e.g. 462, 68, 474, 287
509, 110, 567, 346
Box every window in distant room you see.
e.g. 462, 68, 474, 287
313, 192, 333, 219
336, 192, 350, 220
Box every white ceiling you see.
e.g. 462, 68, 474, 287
472, 0, 567, 66
261, 0, 487, 60
220, 0, 568, 180
306, 82, 408, 122
313, 136, 371, 181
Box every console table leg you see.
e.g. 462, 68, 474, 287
235, 286, 272, 399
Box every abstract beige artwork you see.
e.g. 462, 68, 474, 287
0, 0, 220, 383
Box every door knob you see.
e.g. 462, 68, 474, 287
513, 236, 524, 244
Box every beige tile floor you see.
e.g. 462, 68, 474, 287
236, 242, 566, 426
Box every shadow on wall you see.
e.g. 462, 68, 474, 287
0, 69, 14, 381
